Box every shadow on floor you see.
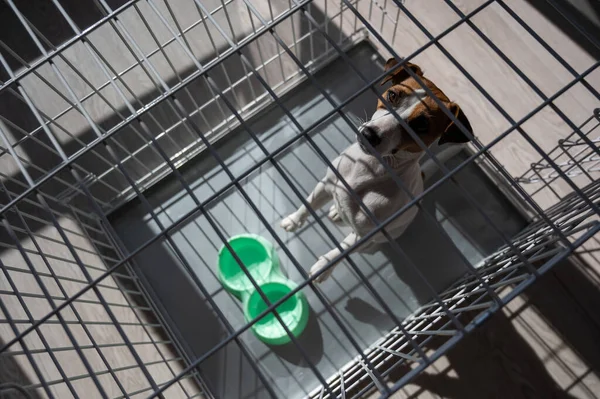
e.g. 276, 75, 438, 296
271, 307, 324, 366
373, 256, 600, 399
0, 335, 43, 399
345, 297, 393, 332
525, 0, 600, 61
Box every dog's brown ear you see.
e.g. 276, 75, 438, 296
439, 103, 473, 145
381, 58, 423, 86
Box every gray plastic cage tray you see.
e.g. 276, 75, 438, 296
110, 43, 526, 399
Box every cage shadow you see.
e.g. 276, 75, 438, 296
384, 307, 582, 399
345, 296, 393, 331
0, 334, 42, 399
525, 0, 600, 61
0, 0, 130, 80
523, 256, 600, 391
269, 306, 325, 367
380, 256, 600, 399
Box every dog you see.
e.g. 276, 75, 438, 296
280, 58, 473, 283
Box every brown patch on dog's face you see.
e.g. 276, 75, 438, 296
358, 58, 473, 155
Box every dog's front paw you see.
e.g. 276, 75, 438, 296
280, 213, 304, 232
328, 204, 343, 224
310, 257, 334, 283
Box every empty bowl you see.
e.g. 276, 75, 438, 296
243, 281, 309, 346
217, 234, 278, 300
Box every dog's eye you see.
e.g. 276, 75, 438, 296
408, 115, 429, 134
387, 91, 398, 104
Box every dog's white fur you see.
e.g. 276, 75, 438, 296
281, 90, 430, 283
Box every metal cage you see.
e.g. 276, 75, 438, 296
0, 0, 598, 398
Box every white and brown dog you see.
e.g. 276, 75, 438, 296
281, 58, 473, 282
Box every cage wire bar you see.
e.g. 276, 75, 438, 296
0, 0, 598, 398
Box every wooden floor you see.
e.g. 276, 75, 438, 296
0, 0, 599, 398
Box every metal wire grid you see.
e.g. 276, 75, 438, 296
0, 0, 598, 399
517, 108, 600, 202
0, 0, 364, 216
0, 198, 205, 398
307, 143, 600, 399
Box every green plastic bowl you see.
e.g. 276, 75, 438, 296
244, 281, 309, 346
217, 234, 278, 300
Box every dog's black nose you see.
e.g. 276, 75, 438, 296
361, 126, 381, 147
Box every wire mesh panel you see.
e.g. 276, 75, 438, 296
0, 0, 599, 398
517, 109, 600, 208
0, 0, 364, 215
0, 193, 204, 397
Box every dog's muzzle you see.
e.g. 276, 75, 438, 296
358, 126, 381, 152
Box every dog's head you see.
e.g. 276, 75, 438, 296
358, 58, 473, 156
